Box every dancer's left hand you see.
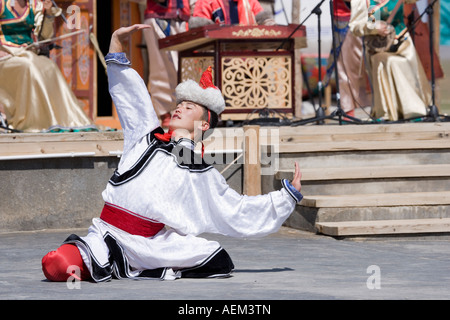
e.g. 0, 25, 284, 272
109, 24, 151, 53
291, 162, 302, 192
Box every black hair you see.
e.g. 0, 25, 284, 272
202, 107, 219, 140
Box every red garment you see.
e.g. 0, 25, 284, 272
334, 0, 351, 19
193, 0, 263, 25
237, 0, 256, 25
144, 0, 191, 21
42, 244, 91, 282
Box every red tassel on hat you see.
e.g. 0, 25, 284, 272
199, 66, 217, 90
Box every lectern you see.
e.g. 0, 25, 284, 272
159, 24, 306, 120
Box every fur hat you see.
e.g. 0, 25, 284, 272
175, 66, 225, 115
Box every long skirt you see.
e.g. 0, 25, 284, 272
0, 47, 92, 132
366, 35, 431, 121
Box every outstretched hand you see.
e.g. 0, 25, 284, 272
109, 24, 152, 53
291, 162, 302, 192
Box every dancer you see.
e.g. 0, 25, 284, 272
41, 24, 303, 282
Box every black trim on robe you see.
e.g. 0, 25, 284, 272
109, 127, 213, 186
179, 247, 235, 278
104, 233, 169, 280
63, 234, 113, 283
63, 232, 234, 281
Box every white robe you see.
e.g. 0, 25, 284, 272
64, 54, 299, 282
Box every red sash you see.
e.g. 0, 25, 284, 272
100, 203, 164, 237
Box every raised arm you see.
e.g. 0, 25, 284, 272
106, 24, 159, 153
108, 24, 150, 54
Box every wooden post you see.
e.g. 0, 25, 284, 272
293, 0, 302, 118
431, 0, 441, 109
243, 125, 261, 196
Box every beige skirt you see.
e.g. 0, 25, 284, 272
0, 47, 92, 132
366, 35, 432, 121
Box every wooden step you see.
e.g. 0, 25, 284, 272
276, 164, 450, 181
315, 218, 450, 236
0, 132, 124, 158
276, 123, 450, 153
278, 140, 450, 153
301, 191, 450, 208
278, 123, 450, 139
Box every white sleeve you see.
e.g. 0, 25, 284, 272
204, 171, 298, 238
106, 53, 160, 154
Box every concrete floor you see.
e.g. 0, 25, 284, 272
1, 227, 449, 301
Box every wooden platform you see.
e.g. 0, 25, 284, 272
2, 122, 450, 235
276, 164, 450, 181
266, 122, 450, 237
0, 131, 124, 159
315, 218, 450, 236
277, 122, 450, 153
301, 191, 450, 208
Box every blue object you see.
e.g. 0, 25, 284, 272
282, 179, 303, 203
105, 52, 131, 66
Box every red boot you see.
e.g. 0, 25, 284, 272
42, 244, 91, 282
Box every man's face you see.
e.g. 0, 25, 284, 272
169, 101, 208, 137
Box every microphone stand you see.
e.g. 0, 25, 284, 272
274, 0, 327, 125
425, 0, 439, 121
315, 3, 326, 125
291, 0, 364, 126
277, 0, 326, 51
0, 117, 21, 133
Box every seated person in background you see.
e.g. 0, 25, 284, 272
190, 0, 275, 28
349, 0, 431, 121
324, 0, 372, 119
0, 0, 93, 132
